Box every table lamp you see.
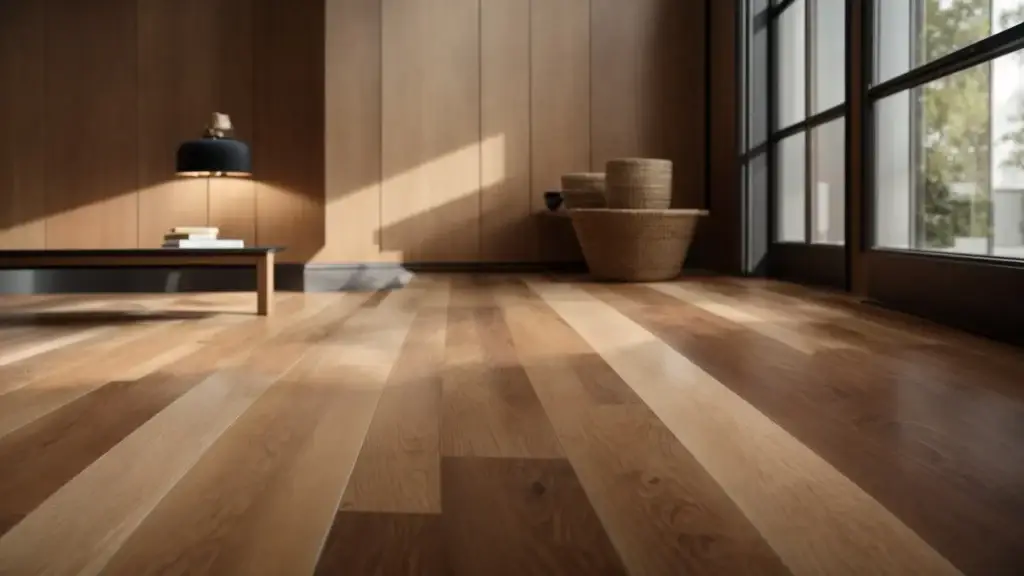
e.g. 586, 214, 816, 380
175, 112, 251, 177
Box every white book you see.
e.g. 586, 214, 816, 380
164, 233, 218, 241
162, 239, 245, 249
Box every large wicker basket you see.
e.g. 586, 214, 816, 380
570, 209, 707, 281
605, 158, 673, 209
560, 172, 607, 209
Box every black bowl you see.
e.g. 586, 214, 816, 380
544, 191, 564, 211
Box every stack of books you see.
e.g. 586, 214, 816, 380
162, 227, 245, 249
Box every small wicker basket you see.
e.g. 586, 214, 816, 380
560, 172, 606, 209
561, 190, 607, 209
570, 208, 707, 282
605, 158, 673, 209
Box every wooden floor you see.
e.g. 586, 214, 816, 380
0, 275, 1021, 575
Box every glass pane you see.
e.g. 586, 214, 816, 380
749, 0, 770, 148
812, 0, 845, 112
874, 46, 1024, 259
776, 132, 807, 242
874, 0, 1024, 85
776, 0, 807, 129
810, 118, 845, 244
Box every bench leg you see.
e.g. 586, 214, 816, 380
257, 252, 274, 316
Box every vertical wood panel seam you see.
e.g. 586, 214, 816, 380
136, 0, 142, 248
379, 0, 385, 255
42, 0, 48, 249
252, 0, 259, 246
588, 0, 594, 172
478, 0, 483, 260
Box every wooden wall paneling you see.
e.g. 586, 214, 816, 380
253, 0, 325, 262
318, 0, 385, 263
45, 0, 140, 249
137, 0, 255, 248
0, 0, 46, 249
531, 0, 591, 262
204, 0, 256, 248
380, 0, 482, 263
590, 0, 645, 169
590, 0, 705, 210
480, 0, 533, 262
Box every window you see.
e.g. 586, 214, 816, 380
872, 0, 1024, 259
740, 0, 846, 250
776, 0, 807, 129
811, 118, 845, 243
874, 0, 1024, 84
777, 133, 807, 241
749, 0, 770, 148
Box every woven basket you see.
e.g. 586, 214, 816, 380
561, 190, 607, 209
560, 172, 607, 209
571, 209, 707, 282
561, 172, 606, 193
605, 158, 673, 209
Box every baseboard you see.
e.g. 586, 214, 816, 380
0, 261, 588, 294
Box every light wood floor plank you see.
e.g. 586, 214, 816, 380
503, 288, 790, 575
0, 320, 219, 439
528, 280, 961, 576
340, 280, 450, 514
97, 289, 425, 576
0, 295, 361, 576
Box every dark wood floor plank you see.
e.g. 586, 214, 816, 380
502, 284, 791, 576
595, 282, 1024, 576
314, 512, 445, 576
442, 456, 627, 576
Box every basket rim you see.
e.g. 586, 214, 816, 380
606, 157, 673, 165
569, 208, 709, 216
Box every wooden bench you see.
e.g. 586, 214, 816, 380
0, 247, 284, 316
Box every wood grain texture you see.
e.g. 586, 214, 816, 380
441, 304, 564, 459
381, 0, 481, 262
502, 289, 791, 575
253, 0, 325, 261
44, 0, 139, 249
0, 0, 46, 249
0, 295, 355, 575
442, 456, 627, 575
99, 291, 420, 576
531, 0, 590, 262
315, 512, 444, 576
136, 0, 254, 247
320, 0, 386, 263
340, 288, 449, 513
0, 276, 1016, 573
604, 281, 1024, 575
531, 280, 961, 576
481, 0, 533, 262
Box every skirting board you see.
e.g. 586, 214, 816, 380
0, 262, 588, 294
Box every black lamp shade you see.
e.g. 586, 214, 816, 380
175, 137, 252, 177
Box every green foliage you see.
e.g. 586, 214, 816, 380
919, 0, 993, 248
